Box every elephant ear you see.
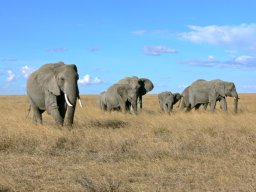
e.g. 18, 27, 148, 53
139, 78, 154, 95
214, 82, 225, 97
36, 65, 61, 96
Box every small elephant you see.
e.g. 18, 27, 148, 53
158, 92, 182, 113
104, 84, 138, 113
27, 62, 82, 126
117, 76, 154, 112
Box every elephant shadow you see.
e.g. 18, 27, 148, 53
87, 119, 129, 129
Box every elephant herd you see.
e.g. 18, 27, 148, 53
26, 62, 239, 127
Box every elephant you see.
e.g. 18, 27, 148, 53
27, 62, 82, 126
158, 92, 182, 113
180, 85, 209, 111
104, 83, 139, 113
187, 79, 238, 112
117, 76, 154, 112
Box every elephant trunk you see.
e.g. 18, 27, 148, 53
64, 85, 78, 126
234, 94, 239, 113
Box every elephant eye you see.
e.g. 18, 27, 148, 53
59, 77, 64, 82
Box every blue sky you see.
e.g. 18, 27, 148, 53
1, 0, 256, 94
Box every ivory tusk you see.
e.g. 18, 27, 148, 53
130, 105, 133, 112
78, 98, 83, 108
64, 93, 73, 107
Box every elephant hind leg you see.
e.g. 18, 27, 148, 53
29, 98, 43, 125
32, 107, 43, 125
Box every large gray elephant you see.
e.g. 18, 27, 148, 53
187, 79, 238, 112
27, 62, 82, 126
104, 83, 139, 113
158, 92, 182, 113
117, 76, 154, 112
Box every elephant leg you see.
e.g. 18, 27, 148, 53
117, 96, 126, 113
45, 93, 64, 126
203, 103, 208, 110
195, 104, 201, 110
220, 97, 227, 111
137, 95, 142, 112
32, 107, 43, 125
163, 104, 168, 113
29, 98, 43, 124
50, 108, 64, 125
210, 100, 217, 112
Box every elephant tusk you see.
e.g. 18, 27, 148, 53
65, 93, 73, 107
78, 98, 83, 108
130, 105, 133, 112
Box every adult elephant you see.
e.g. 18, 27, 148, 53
180, 85, 209, 111
117, 76, 154, 112
104, 83, 139, 113
158, 92, 182, 113
188, 79, 238, 112
27, 62, 82, 126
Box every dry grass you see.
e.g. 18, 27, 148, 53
0, 94, 255, 191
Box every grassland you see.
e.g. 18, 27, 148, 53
0, 94, 255, 191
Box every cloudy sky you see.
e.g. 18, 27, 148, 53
1, 0, 256, 94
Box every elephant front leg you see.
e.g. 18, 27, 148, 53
45, 92, 64, 126
220, 97, 227, 111
210, 99, 217, 112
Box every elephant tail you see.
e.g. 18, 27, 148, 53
26, 104, 31, 119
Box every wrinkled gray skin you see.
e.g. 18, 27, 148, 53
104, 84, 139, 113
158, 92, 182, 113
27, 62, 81, 126
117, 76, 154, 112
188, 79, 238, 112
180, 86, 209, 111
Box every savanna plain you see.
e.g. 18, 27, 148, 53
0, 94, 255, 192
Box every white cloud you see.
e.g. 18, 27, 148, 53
144, 45, 177, 56
21, 65, 33, 78
78, 74, 102, 85
7, 70, 15, 82
181, 55, 256, 69
131, 30, 147, 35
179, 24, 256, 51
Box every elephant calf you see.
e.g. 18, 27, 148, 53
158, 92, 182, 113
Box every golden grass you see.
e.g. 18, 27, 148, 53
0, 94, 255, 191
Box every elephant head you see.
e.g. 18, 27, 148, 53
214, 80, 238, 113
173, 93, 182, 105
138, 78, 154, 96
36, 62, 82, 125
117, 84, 138, 113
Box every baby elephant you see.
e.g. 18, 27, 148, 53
158, 92, 182, 113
